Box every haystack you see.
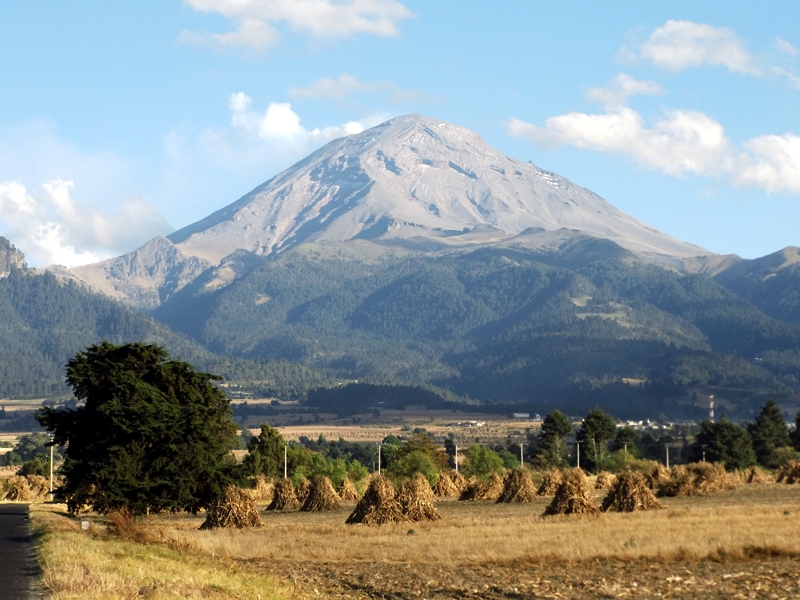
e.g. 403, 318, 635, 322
266, 478, 300, 511
646, 464, 670, 492
543, 468, 600, 516
744, 466, 768, 484
537, 469, 563, 496
398, 473, 440, 521
296, 478, 312, 503
497, 468, 538, 503
3, 476, 32, 502
448, 470, 467, 492
459, 472, 505, 501
595, 471, 616, 490
346, 474, 408, 525
251, 475, 275, 502
776, 460, 800, 484
657, 463, 737, 497
601, 471, 662, 512
26, 475, 51, 500
432, 472, 460, 497
200, 486, 264, 530
301, 475, 342, 512
337, 476, 361, 501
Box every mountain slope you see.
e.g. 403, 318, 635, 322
169, 114, 707, 264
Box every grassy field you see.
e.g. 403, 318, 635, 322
27, 481, 800, 599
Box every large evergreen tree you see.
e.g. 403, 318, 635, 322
748, 399, 791, 468
36, 342, 239, 515
533, 410, 573, 467
576, 407, 617, 472
695, 416, 756, 470
242, 423, 286, 478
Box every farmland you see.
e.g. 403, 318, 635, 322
29, 480, 800, 599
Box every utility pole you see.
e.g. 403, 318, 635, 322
576, 441, 580, 469
701, 444, 707, 464
623, 442, 628, 454
519, 442, 524, 467
665, 443, 670, 469
377, 443, 382, 475
454, 444, 459, 473
49, 432, 54, 502
284, 444, 287, 479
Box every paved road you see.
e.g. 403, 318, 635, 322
0, 504, 39, 599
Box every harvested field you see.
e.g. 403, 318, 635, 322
601, 470, 662, 512
169, 483, 800, 599
266, 478, 300, 511
300, 476, 341, 512
346, 474, 407, 525
776, 460, 800, 484
536, 469, 563, 496
459, 473, 504, 501
337, 477, 361, 501
397, 473, 440, 522
200, 486, 264, 530
496, 467, 537, 503
658, 463, 738, 497
543, 468, 600, 516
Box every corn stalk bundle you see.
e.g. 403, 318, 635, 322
346, 474, 408, 525
295, 478, 312, 503
657, 463, 737, 497
200, 486, 264, 530
301, 475, 342, 512
251, 475, 275, 502
543, 468, 600, 516
398, 473, 440, 521
646, 464, 670, 492
536, 469, 564, 496
3, 475, 32, 502
497, 468, 538, 503
744, 466, 768, 484
337, 476, 361, 501
595, 471, 616, 490
776, 460, 800, 484
459, 472, 505, 501
601, 470, 662, 512
266, 478, 301, 511
432, 472, 460, 497
448, 470, 467, 492
25, 475, 51, 500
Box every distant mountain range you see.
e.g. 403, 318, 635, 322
6, 114, 798, 419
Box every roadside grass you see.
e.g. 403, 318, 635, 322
29, 504, 291, 600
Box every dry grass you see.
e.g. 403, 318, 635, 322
543, 468, 600, 516
397, 473, 440, 522
536, 469, 563, 496
177, 484, 800, 566
776, 460, 800, 484
346, 474, 407, 525
300, 476, 341, 512
29, 504, 290, 600
496, 467, 537, 503
267, 479, 299, 511
200, 486, 264, 530
337, 476, 361, 501
601, 470, 662, 512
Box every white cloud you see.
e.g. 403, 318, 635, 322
775, 37, 799, 57
290, 73, 383, 100
773, 67, 800, 90
0, 180, 172, 268
636, 20, 760, 75
585, 73, 663, 107
0, 121, 173, 268
179, 0, 413, 52
508, 107, 800, 194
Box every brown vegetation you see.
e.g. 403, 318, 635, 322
601, 470, 662, 512
657, 463, 738, 497
337, 476, 361, 501
346, 474, 408, 525
496, 467, 537, 503
543, 468, 600, 516
595, 471, 615, 490
459, 472, 505, 501
295, 478, 311, 504
775, 460, 800, 484
397, 473, 440, 521
536, 469, 563, 496
744, 466, 768, 484
432, 471, 460, 497
251, 475, 275, 502
200, 486, 264, 530
300, 476, 341, 512
266, 478, 300, 511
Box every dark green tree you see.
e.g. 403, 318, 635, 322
36, 342, 239, 515
792, 410, 800, 452
461, 445, 504, 479
576, 407, 617, 472
533, 410, 573, 467
695, 416, 756, 470
396, 432, 450, 469
387, 450, 439, 485
610, 426, 638, 455
748, 399, 791, 468
242, 423, 286, 478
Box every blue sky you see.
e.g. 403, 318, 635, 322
1, 1, 798, 267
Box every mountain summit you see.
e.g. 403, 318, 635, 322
168, 114, 706, 264
62, 114, 715, 308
